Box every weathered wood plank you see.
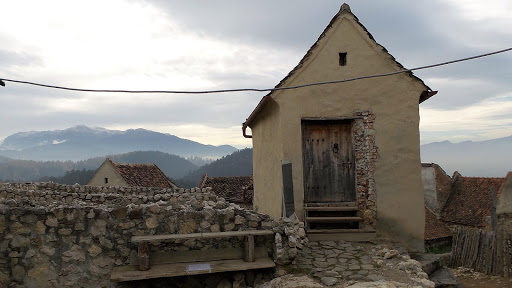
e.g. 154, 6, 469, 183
137, 242, 150, 271
304, 206, 358, 211
129, 247, 269, 266
244, 235, 255, 262
302, 120, 355, 203
306, 216, 362, 222
132, 230, 273, 243
246, 271, 255, 287
449, 225, 511, 278
111, 258, 276, 282
306, 228, 375, 233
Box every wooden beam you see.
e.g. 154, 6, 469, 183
244, 235, 255, 262
111, 258, 276, 282
306, 228, 375, 233
137, 242, 150, 271
304, 206, 358, 211
306, 216, 362, 222
132, 230, 273, 243
246, 271, 255, 286
129, 247, 269, 266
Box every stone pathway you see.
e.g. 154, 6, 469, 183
297, 240, 383, 285
292, 240, 435, 287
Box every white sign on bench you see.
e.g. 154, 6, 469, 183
186, 263, 212, 274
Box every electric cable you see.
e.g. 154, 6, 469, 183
0, 47, 511, 94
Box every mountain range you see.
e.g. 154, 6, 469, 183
0, 125, 509, 182
180, 148, 253, 185
420, 135, 512, 177
0, 125, 237, 161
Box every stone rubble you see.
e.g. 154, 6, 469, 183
280, 240, 436, 288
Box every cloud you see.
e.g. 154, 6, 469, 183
0, 0, 511, 148
420, 92, 512, 144
0, 49, 41, 68
147, 0, 341, 49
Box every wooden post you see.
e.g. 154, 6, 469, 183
244, 235, 255, 262
504, 232, 511, 278
490, 187, 497, 232
246, 271, 255, 286
138, 242, 150, 271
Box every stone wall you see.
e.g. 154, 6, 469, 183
353, 110, 378, 230
0, 182, 306, 287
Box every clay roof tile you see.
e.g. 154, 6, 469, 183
441, 175, 505, 227
425, 206, 452, 241
110, 161, 177, 189
200, 174, 253, 204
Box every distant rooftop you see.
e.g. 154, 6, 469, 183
441, 172, 506, 227
108, 158, 177, 189
424, 206, 452, 241
199, 174, 253, 204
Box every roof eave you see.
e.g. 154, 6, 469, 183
241, 4, 435, 135
420, 90, 438, 104
242, 95, 272, 138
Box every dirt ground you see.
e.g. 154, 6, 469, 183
452, 267, 512, 288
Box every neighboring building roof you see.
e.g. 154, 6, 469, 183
425, 206, 452, 241
199, 174, 253, 204
497, 172, 512, 215
242, 3, 434, 136
432, 164, 452, 211
108, 158, 177, 189
422, 163, 452, 214
441, 172, 506, 227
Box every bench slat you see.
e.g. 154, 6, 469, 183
111, 257, 275, 282
132, 230, 274, 243
129, 247, 269, 266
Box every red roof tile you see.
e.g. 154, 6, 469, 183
441, 173, 505, 227
199, 174, 253, 204
108, 159, 177, 189
425, 206, 452, 241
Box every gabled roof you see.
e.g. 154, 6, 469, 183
107, 158, 177, 189
425, 206, 452, 241
432, 164, 453, 211
199, 174, 253, 204
242, 3, 433, 137
422, 163, 453, 214
441, 172, 506, 227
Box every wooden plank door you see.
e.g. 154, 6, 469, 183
302, 120, 355, 203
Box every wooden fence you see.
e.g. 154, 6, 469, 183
450, 225, 511, 277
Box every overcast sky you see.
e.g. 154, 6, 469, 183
1, 0, 511, 148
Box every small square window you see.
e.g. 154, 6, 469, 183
339, 52, 347, 66
104, 178, 108, 184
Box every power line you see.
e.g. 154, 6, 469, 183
1, 47, 511, 94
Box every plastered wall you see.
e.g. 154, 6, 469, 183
250, 11, 426, 252
87, 161, 128, 187
251, 100, 284, 219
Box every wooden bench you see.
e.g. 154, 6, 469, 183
111, 230, 275, 282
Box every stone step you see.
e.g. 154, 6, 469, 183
304, 206, 358, 212
413, 253, 451, 275
306, 216, 362, 223
429, 267, 463, 288
307, 231, 376, 242
305, 202, 356, 207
